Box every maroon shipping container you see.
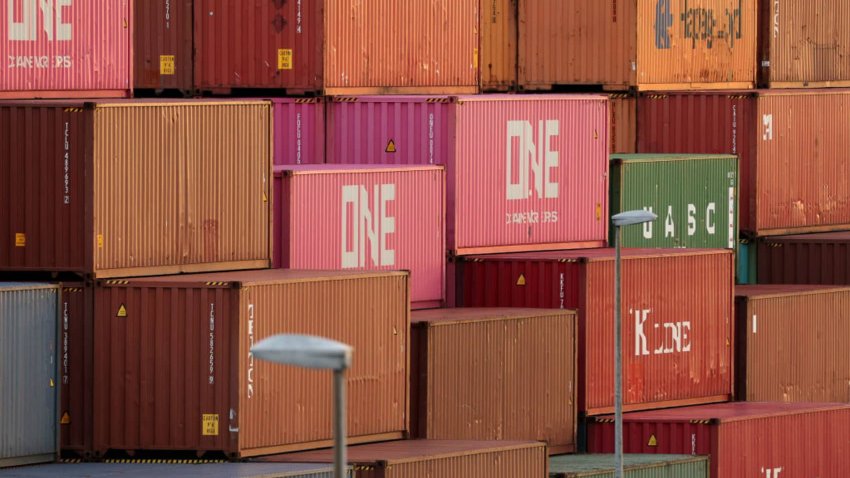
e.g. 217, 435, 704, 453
638, 89, 850, 236
587, 402, 850, 478
134, 0, 193, 92
65, 269, 409, 458
458, 249, 734, 415
758, 232, 850, 284
272, 98, 325, 166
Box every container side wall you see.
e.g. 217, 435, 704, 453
757, 237, 850, 284
60, 284, 93, 453
273, 99, 325, 166
480, 0, 517, 91
388, 445, 548, 478
609, 94, 636, 154
133, 0, 193, 91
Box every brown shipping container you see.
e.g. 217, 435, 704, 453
258, 440, 549, 478
60, 283, 94, 456
735, 285, 850, 403
480, 0, 517, 92
0, 100, 271, 277
90, 269, 409, 458
410, 308, 577, 454
609, 93, 636, 154
757, 232, 850, 284
194, 0, 478, 94
134, 0, 194, 92
759, 0, 850, 88
518, 0, 757, 91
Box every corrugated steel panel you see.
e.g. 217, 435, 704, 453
411, 308, 577, 453
0, 100, 272, 277
480, 0, 517, 92
735, 285, 850, 402
133, 0, 193, 92
274, 165, 445, 308
518, 0, 756, 90
272, 99, 324, 166
587, 402, 850, 478
757, 232, 850, 284
458, 249, 734, 415
759, 0, 850, 87
549, 454, 709, 478
59, 283, 92, 455
90, 269, 409, 457
0, 0, 131, 98
737, 238, 757, 284
325, 96, 453, 166
451, 95, 609, 254
609, 94, 636, 154
0, 462, 346, 477
259, 440, 549, 478
0, 283, 59, 468
610, 154, 738, 250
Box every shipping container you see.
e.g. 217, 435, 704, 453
194, 0, 478, 94
86, 269, 409, 458
272, 98, 324, 166
517, 0, 756, 91
134, 0, 193, 93
638, 89, 850, 235
735, 285, 850, 402
480, 0, 517, 92
587, 402, 850, 478
737, 238, 757, 284
610, 154, 738, 251
326, 95, 610, 255
609, 94, 636, 154
549, 454, 709, 478
0, 100, 271, 277
59, 283, 92, 456
1, 0, 131, 98
458, 249, 734, 415
0, 462, 349, 478
757, 232, 850, 284
411, 308, 577, 453
258, 440, 549, 478
759, 0, 850, 88
273, 165, 444, 308
0, 283, 59, 468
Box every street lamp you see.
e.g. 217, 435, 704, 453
251, 334, 352, 478
611, 209, 657, 478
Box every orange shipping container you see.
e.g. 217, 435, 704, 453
480, 0, 517, 92
411, 308, 577, 454
759, 0, 850, 88
609, 93, 636, 154
735, 285, 850, 403
518, 0, 757, 91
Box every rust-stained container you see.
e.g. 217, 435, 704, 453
458, 249, 734, 415
258, 440, 549, 477
480, 0, 517, 92
759, 0, 850, 88
757, 232, 850, 284
89, 269, 409, 458
609, 94, 636, 154
638, 89, 850, 235
272, 98, 325, 166
1, 0, 131, 98
134, 0, 193, 93
194, 0, 478, 95
410, 308, 577, 453
587, 402, 850, 478
735, 285, 850, 403
518, 0, 757, 91
0, 100, 271, 277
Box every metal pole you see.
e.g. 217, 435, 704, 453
333, 368, 347, 478
614, 224, 624, 478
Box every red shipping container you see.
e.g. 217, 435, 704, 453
757, 232, 850, 284
1, 0, 131, 98
326, 95, 610, 254
638, 89, 850, 236
587, 402, 850, 478
272, 98, 325, 166
274, 165, 445, 309
133, 0, 193, 92
458, 248, 734, 415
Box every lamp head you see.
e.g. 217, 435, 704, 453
612, 209, 658, 227
251, 334, 352, 371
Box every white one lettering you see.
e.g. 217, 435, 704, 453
506, 119, 559, 200
7, 0, 72, 41
341, 183, 396, 268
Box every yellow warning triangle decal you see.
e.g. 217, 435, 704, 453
117, 304, 127, 317
385, 139, 397, 153
648, 434, 658, 447
61, 412, 71, 424
49, 378, 55, 388
516, 274, 526, 286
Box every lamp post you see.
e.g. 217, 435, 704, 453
251, 334, 352, 478
611, 210, 657, 478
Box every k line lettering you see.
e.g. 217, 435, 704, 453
342, 184, 396, 268
506, 120, 559, 201
642, 204, 716, 239
762, 467, 782, 478
633, 309, 692, 356
7, 0, 72, 41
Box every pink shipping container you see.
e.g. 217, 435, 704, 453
326, 95, 610, 254
271, 98, 324, 166
274, 165, 445, 309
1, 0, 131, 98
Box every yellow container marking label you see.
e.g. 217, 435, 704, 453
516, 274, 526, 286
160, 55, 176, 75
97, 234, 104, 248
648, 434, 658, 447
596, 203, 602, 221
278, 49, 293, 70
15, 233, 25, 247
117, 304, 127, 318
473, 48, 479, 69
202, 414, 219, 436
385, 139, 397, 153
61, 412, 71, 424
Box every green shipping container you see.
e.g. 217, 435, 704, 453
610, 154, 738, 250
550, 454, 709, 478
